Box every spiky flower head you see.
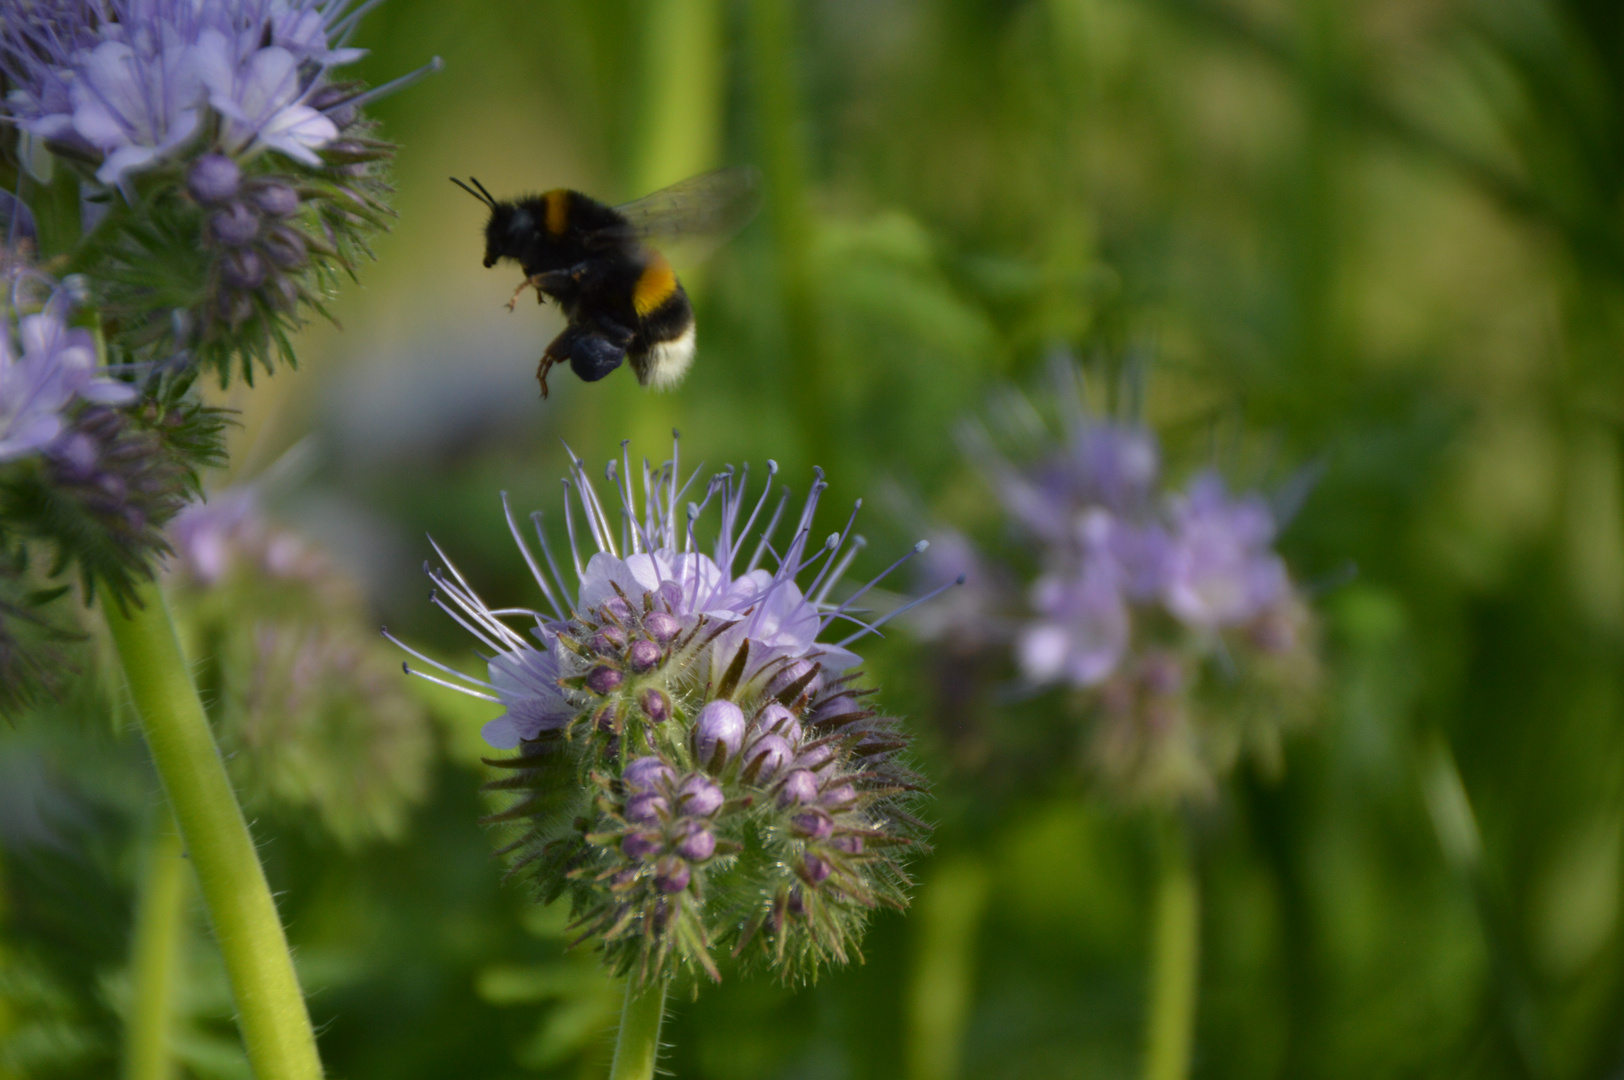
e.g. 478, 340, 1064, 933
399, 438, 950, 988
0, 0, 437, 383
166, 483, 432, 845
936, 361, 1320, 805
0, 263, 219, 612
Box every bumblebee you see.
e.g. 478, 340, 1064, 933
452, 167, 760, 398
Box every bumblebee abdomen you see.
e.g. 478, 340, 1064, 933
632, 251, 679, 317
630, 263, 695, 390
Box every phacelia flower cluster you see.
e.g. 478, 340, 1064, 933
399, 439, 948, 986
166, 483, 432, 846
0, 266, 218, 611
0, 0, 437, 383
933, 363, 1320, 804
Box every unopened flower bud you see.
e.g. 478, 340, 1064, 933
756, 702, 802, 744
819, 783, 857, 810
622, 831, 662, 859
792, 811, 834, 840
640, 688, 671, 724
798, 854, 832, 886
654, 856, 690, 893
675, 774, 724, 817
627, 638, 661, 672
602, 597, 634, 623
768, 659, 822, 702
262, 226, 307, 268
210, 202, 259, 246
808, 690, 863, 727
674, 822, 716, 862
221, 248, 265, 289
594, 704, 619, 733
625, 792, 668, 825
624, 756, 674, 792
794, 743, 835, 771
586, 665, 623, 694
692, 700, 745, 769
744, 734, 794, 781
593, 627, 626, 654
644, 611, 681, 642
188, 155, 241, 203
831, 833, 864, 854
778, 769, 819, 807
251, 182, 300, 218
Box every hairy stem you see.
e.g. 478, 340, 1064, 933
1143, 817, 1200, 1080
104, 581, 323, 1080
124, 816, 189, 1080
608, 978, 669, 1080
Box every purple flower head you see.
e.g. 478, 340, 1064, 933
0, 283, 135, 463
400, 436, 946, 752
1016, 511, 1130, 688
1162, 472, 1288, 630
0, 0, 394, 188
965, 389, 1162, 545
478, 642, 575, 750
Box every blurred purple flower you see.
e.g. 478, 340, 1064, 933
167, 487, 259, 584
0, 295, 135, 463
1162, 472, 1288, 630
1017, 511, 1129, 687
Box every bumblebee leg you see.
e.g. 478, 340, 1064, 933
506, 275, 543, 312
536, 331, 575, 399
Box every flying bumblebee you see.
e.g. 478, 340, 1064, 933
451, 167, 761, 398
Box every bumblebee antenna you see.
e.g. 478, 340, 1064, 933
450, 177, 495, 207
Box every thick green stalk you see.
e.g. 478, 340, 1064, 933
1143, 819, 1199, 1080
632, 0, 725, 196
608, 978, 668, 1080
906, 857, 992, 1080
746, 0, 828, 466
104, 580, 323, 1080
124, 818, 189, 1080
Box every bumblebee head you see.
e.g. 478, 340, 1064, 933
450, 177, 515, 267
482, 202, 519, 267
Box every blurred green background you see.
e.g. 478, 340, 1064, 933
5, 0, 1624, 1076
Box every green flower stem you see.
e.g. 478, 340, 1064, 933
746, 0, 829, 468
608, 978, 669, 1080
1143, 817, 1199, 1080
104, 580, 323, 1080
906, 856, 992, 1080
124, 815, 189, 1080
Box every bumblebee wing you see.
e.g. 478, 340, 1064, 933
609, 166, 762, 251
